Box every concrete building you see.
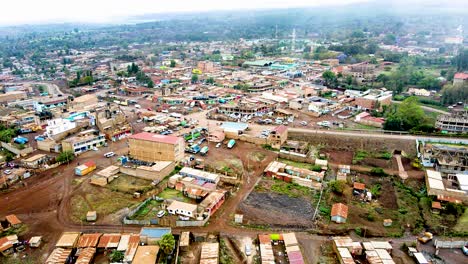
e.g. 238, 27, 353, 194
68, 94, 99, 111
46, 118, 76, 137
436, 109, 468, 133
62, 130, 106, 155
96, 105, 132, 141
197, 61, 215, 73
354, 89, 392, 110
268, 125, 288, 149
133, 246, 159, 264
128, 132, 185, 162
0, 91, 27, 104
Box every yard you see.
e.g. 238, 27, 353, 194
129, 199, 164, 220
158, 188, 194, 204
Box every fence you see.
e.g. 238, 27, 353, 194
434, 240, 467, 249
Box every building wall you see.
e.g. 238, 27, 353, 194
119, 163, 175, 181
0, 91, 27, 103
62, 135, 106, 155
128, 138, 184, 162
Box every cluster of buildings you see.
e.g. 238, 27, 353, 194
332, 236, 400, 264
258, 232, 305, 264
264, 160, 326, 189
45, 228, 171, 264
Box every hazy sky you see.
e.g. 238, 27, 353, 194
1, 0, 370, 25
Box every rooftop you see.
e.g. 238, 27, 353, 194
129, 132, 181, 145
140, 227, 171, 239
331, 203, 349, 218
133, 245, 159, 264
77, 233, 102, 248
56, 232, 80, 248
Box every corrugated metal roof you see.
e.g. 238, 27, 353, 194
77, 233, 102, 248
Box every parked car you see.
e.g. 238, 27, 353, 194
216, 143, 221, 148
157, 210, 166, 218
179, 216, 190, 221
300, 121, 308, 126
4, 170, 12, 175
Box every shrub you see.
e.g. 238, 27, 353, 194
311, 164, 322, 172
329, 180, 346, 194
370, 167, 387, 177
367, 212, 375, 222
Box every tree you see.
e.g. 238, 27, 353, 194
147, 80, 154, 88
322, 70, 336, 87
158, 233, 175, 255
329, 180, 346, 194
206, 77, 215, 84
376, 74, 390, 86
170, 60, 176, 68
56, 151, 75, 163
454, 49, 468, 71
191, 74, 199, 84
383, 34, 396, 45
109, 250, 124, 262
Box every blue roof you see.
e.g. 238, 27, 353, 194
220, 122, 249, 131
140, 227, 171, 238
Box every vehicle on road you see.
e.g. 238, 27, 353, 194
216, 143, 221, 148
417, 232, 433, 244
227, 139, 236, 149
300, 121, 308, 126
200, 146, 209, 156
104, 152, 115, 158
4, 170, 12, 175
157, 210, 166, 218
245, 244, 252, 256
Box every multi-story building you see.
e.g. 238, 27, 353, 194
128, 132, 185, 162
353, 89, 392, 110
0, 91, 27, 104
197, 61, 215, 73
96, 105, 132, 141
62, 130, 106, 155
436, 109, 468, 133
46, 118, 77, 137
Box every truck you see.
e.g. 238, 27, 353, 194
227, 139, 236, 149
189, 144, 201, 154
200, 146, 209, 156
417, 232, 433, 244
13, 136, 29, 144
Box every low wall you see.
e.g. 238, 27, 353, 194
1, 142, 34, 156
224, 131, 268, 145
288, 130, 417, 156
434, 240, 467, 249
176, 215, 210, 227
279, 150, 315, 164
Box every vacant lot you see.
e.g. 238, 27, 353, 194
239, 179, 315, 228
107, 174, 153, 194
70, 183, 139, 223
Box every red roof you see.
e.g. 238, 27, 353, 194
83, 161, 96, 168
454, 72, 468, 80
98, 234, 121, 248
128, 132, 181, 145
77, 233, 102, 248
273, 125, 288, 134
331, 203, 349, 218
353, 182, 366, 190
258, 234, 271, 245
5, 215, 21, 225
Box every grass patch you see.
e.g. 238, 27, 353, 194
393, 180, 424, 234
277, 158, 312, 170
158, 188, 193, 203
353, 150, 368, 164
70, 195, 91, 222
270, 179, 312, 198
219, 239, 235, 264
454, 209, 468, 233
130, 200, 162, 220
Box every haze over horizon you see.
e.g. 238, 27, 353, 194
2, 0, 467, 26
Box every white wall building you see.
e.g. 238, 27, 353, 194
46, 118, 76, 137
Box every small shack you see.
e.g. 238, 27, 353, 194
75, 161, 97, 176
331, 203, 348, 224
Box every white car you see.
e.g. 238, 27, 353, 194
4, 170, 12, 175
157, 210, 166, 218
104, 152, 115, 158
300, 121, 308, 126
216, 143, 221, 148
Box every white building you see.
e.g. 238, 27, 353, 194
166, 201, 197, 218
46, 118, 76, 137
